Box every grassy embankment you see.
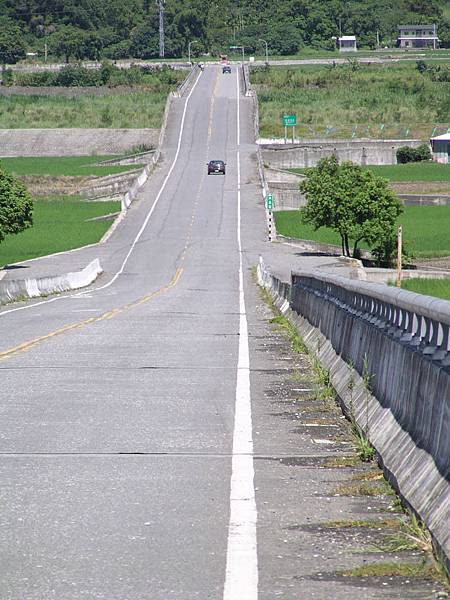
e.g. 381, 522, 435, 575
251, 61, 450, 140
0, 91, 170, 128
398, 278, 450, 301
0, 68, 182, 267
263, 47, 450, 60
0, 65, 186, 128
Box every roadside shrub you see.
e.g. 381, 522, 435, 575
15, 65, 103, 87
14, 70, 59, 86
12, 63, 183, 90
416, 60, 450, 82
396, 144, 431, 164
55, 65, 103, 86
1, 68, 14, 86
0, 163, 33, 244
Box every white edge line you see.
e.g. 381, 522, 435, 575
223, 66, 258, 600
0, 72, 203, 317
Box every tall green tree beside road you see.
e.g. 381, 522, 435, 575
0, 165, 33, 245
300, 157, 402, 261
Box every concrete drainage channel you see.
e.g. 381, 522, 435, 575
257, 258, 450, 575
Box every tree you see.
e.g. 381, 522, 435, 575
0, 20, 26, 66
50, 26, 88, 62
0, 164, 33, 245
300, 156, 403, 261
130, 18, 159, 59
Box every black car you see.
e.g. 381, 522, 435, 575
207, 160, 226, 175
222, 65, 231, 74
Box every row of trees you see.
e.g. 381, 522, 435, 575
0, 0, 449, 64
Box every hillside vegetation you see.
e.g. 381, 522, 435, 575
0, 0, 448, 63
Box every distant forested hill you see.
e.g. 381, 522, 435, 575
0, 0, 448, 63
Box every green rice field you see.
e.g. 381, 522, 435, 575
289, 163, 450, 182
274, 204, 450, 258
0, 156, 144, 177
399, 278, 450, 301
0, 196, 120, 267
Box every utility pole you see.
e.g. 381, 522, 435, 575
156, 0, 165, 58
396, 225, 403, 288
259, 39, 268, 65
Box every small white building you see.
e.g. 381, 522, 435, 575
338, 36, 357, 52
430, 133, 450, 164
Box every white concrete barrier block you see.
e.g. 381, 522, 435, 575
25, 278, 41, 297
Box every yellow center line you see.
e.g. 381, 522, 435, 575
181, 66, 218, 263
0, 267, 184, 363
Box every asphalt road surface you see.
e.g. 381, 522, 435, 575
1, 62, 443, 600
0, 66, 268, 600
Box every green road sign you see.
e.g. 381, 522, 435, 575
266, 193, 273, 210
282, 114, 297, 126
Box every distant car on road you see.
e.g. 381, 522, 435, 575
222, 65, 231, 74
207, 160, 226, 175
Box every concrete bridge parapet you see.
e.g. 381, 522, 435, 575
258, 258, 450, 568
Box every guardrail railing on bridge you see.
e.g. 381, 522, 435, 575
290, 271, 450, 473
258, 258, 450, 566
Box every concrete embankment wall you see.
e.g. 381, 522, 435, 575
258, 260, 450, 567
271, 185, 450, 212
0, 128, 159, 157
260, 139, 423, 168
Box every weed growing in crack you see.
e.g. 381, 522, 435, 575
351, 424, 376, 462
269, 315, 306, 354
323, 518, 400, 530
338, 560, 437, 581
313, 365, 336, 410
335, 479, 395, 497
362, 353, 375, 436
381, 513, 432, 553
346, 360, 355, 416
325, 456, 360, 468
